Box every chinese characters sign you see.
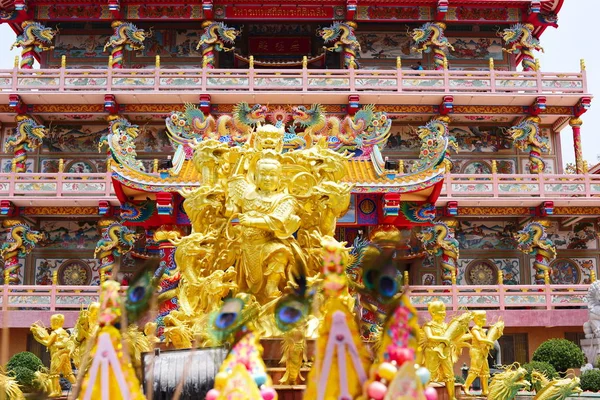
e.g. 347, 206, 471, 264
249, 37, 311, 55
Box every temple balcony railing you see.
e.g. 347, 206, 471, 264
0, 171, 116, 206
0, 67, 587, 104
0, 282, 588, 328
1, 171, 600, 206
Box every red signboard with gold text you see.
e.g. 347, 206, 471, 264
217, 5, 337, 20
249, 37, 311, 55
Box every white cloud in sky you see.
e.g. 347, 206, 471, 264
0, 4, 597, 167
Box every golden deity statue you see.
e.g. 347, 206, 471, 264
422, 301, 472, 400
229, 156, 304, 301
169, 123, 353, 333
464, 311, 504, 396
144, 321, 160, 345
30, 314, 77, 397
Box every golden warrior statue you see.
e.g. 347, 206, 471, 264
30, 314, 77, 397
229, 156, 303, 301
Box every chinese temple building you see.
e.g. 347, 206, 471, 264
0, 0, 594, 385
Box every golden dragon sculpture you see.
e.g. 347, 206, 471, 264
10, 20, 56, 69
515, 220, 556, 285
502, 23, 544, 71
508, 116, 549, 174
411, 22, 454, 70
104, 20, 149, 68
94, 221, 140, 278
5, 115, 47, 173
530, 370, 582, 400
417, 220, 459, 285
0, 219, 45, 284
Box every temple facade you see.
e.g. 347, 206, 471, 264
0, 0, 593, 371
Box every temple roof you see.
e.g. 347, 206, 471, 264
111, 158, 445, 201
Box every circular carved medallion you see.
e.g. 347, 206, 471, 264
58, 260, 92, 285
549, 258, 581, 284
359, 199, 376, 215
465, 260, 498, 285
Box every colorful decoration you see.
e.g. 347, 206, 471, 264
99, 115, 145, 171
318, 21, 361, 69
487, 366, 531, 400
5, 115, 47, 173
10, 20, 56, 69
305, 240, 370, 400
291, 103, 392, 153
401, 202, 436, 224
508, 116, 549, 174
362, 295, 431, 400
515, 220, 556, 285
417, 220, 460, 285
464, 311, 504, 396
76, 281, 145, 400
502, 23, 543, 71
104, 20, 149, 68
120, 200, 156, 222
206, 296, 276, 400
94, 221, 140, 278
411, 22, 454, 70
30, 314, 77, 397
154, 226, 183, 338
197, 20, 240, 68
166, 102, 267, 148
411, 116, 457, 173
0, 219, 44, 285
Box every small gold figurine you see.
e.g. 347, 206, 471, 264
464, 311, 496, 396
30, 314, 76, 397
279, 324, 308, 385
71, 302, 100, 369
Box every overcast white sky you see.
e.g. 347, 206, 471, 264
0, 1, 597, 168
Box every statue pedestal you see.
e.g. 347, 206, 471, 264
580, 338, 600, 365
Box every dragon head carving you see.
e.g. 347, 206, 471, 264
104, 21, 148, 52
514, 221, 556, 257
417, 221, 459, 257
234, 102, 267, 126
11, 21, 56, 51
292, 104, 325, 128
95, 222, 140, 259
502, 23, 543, 53
411, 22, 454, 52
197, 21, 240, 49
0, 222, 45, 258
5, 115, 47, 153
488, 366, 530, 400
507, 117, 549, 153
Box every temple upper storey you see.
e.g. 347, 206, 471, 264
0, 0, 564, 71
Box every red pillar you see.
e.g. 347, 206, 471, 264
570, 117, 584, 174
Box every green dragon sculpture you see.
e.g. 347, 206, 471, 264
197, 20, 240, 69
166, 102, 267, 147
417, 220, 459, 285
502, 23, 544, 72
10, 20, 56, 69
104, 20, 149, 68
411, 116, 458, 173
99, 115, 145, 171
515, 220, 556, 285
411, 22, 454, 70
1, 219, 45, 284
94, 221, 140, 278
531, 371, 582, 400
5, 115, 47, 173
508, 116, 549, 174
318, 21, 361, 69
291, 104, 391, 154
